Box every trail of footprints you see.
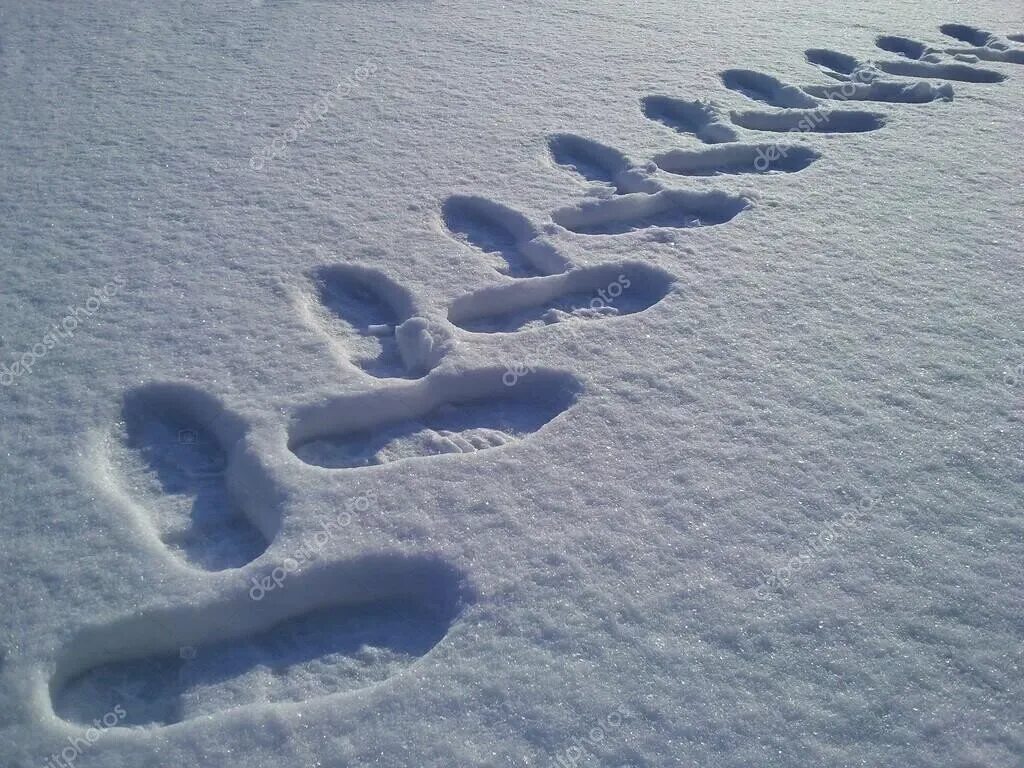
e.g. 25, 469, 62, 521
48, 19, 1019, 733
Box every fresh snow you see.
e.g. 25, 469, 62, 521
1, 1, 1022, 767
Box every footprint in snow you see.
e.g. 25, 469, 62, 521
50, 557, 471, 727
543, 135, 753, 233
298, 263, 452, 379
550, 187, 750, 234
643, 87, 885, 139
97, 383, 270, 571
805, 46, 1007, 83
548, 133, 663, 194
288, 367, 582, 469
554, 128, 820, 180
438, 189, 678, 334
875, 26, 1024, 66
936, 23, 1024, 64
640, 95, 740, 144
722, 66, 953, 105
448, 261, 675, 334
440, 194, 569, 278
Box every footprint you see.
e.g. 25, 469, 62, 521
288, 368, 581, 469
301, 264, 419, 379
100, 384, 269, 571
721, 69, 820, 108
805, 48, 863, 81
550, 188, 750, 235
800, 78, 953, 103
448, 262, 675, 333
725, 66, 952, 104
440, 195, 568, 278
940, 23, 1001, 48
640, 95, 739, 143
806, 46, 1007, 83
877, 31, 1024, 66
547, 133, 661, 194
728, 108, 886, 134
875, 35, 939, 61
938, 23, 1024, 64
50, 556, 471, 727
653, 142, 820, 176
874, 54, 1008, 82
714, 69, 887, 133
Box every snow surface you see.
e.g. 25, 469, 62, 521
1, 0, 1022, 766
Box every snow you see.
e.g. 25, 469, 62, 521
1, 0, 1022, 766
